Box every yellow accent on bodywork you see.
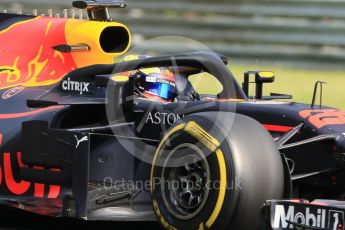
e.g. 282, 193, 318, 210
258, 71, 275, 78
184, 121, 220, 152
114, 54, 142, 63
0, 17, 38, 36
122, 55, 141, 61
0, 57, 21, 83
120, 55, 162, 75
45, 21, 53, 35
140, 67, 161, 75
111, 75, 129, 83
65, 19, 131, 67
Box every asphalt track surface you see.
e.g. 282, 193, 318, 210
0, 205, 160, 230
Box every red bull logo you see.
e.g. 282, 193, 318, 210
0, 13, 131, 90
0, 16, 77, 90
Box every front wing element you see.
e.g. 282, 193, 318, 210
22, 121, 90, 219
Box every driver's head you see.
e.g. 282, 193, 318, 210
133, 68, 177, 102
120, 55, 177, 102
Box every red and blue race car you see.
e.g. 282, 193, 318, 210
1, 1, 345, 230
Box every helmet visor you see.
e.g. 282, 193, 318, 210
145, 82, 176, 100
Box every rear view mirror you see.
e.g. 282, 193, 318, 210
243, 71, 275, 100
255, 71, 275, 84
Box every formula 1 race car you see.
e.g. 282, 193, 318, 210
1, 1, 345, 230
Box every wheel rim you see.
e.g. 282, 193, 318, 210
161, 143, 211, 220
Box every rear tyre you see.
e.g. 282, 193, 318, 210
150, 112, 284, 230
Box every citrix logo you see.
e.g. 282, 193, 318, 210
62, 78, 90, 95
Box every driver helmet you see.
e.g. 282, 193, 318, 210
120, 55, 177, 102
